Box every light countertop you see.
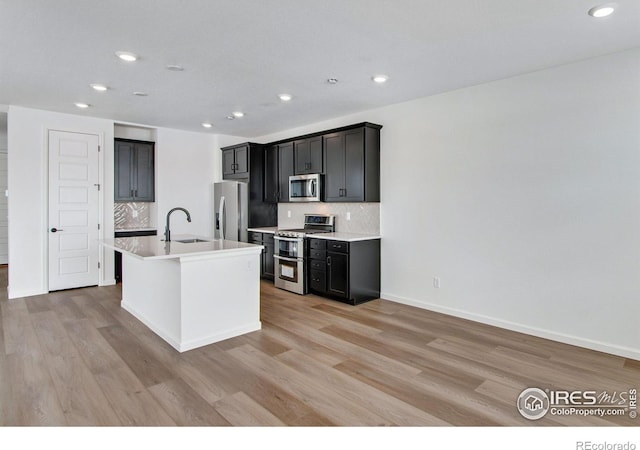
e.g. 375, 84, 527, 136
247, 227, 380, 241
247, 227, 278, 234
309, 232, 381, 242
101, 235, 263, 260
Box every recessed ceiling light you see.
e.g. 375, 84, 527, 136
232, 111, 244, 118
327, 78, 339, 84
115, 51, 138, 62
588, 3, 617, 17
166, 64, 184, 71
201, 122, 213, 128
74, 102, 90, 108
133, 91, 148, 96
278, 94, 292, 102
226, 115, 234, 120
372, 75, 388, 84
90, 84, 108, 92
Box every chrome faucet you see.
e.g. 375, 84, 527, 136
164, 207, 191, 242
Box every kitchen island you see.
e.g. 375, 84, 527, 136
101, 235, 263, 352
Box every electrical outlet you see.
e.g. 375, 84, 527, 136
346, 212, 351, 221
433, 277, 441, 288
287, 210, 291, 218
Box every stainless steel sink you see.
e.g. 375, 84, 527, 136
174, 238, 209, 244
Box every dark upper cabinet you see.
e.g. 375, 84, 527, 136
294, 136, 323, 175
222, 144, 249, 179
115, 139, 155, 202
220, 143, 277, 229
323, 124, 380, 202
264, 145, 279, 204
222, 122, 381, 205
115, 141, 134, 201
323, 132, 345, 202
278, 142, 294, 202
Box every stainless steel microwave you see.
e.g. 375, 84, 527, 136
289, 174, 322, 202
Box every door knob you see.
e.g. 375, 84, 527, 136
50, 227, 63, 233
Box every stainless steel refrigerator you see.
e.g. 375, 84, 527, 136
213, 181, 248, 242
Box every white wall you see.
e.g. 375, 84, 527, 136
256, 48, 640, 359
7, 106, 115, 298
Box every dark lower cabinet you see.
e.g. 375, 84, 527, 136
249, 232, 275, 280
327, 247, 349, 298
307, 238, 380, 305
308, 239, 327, 294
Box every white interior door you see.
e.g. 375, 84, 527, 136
48, 130, 100, 291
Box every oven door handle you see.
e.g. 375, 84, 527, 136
274, 236, 303, 243
274, 255, 302, 263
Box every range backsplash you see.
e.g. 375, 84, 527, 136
277, 203, 380, 234
114, 202, 154, 230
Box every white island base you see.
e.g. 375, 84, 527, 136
119, 243, 262, 352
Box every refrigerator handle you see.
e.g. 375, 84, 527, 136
218, 195, 225, 240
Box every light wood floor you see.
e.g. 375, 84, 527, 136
0, 267, 637, 426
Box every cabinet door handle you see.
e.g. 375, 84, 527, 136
327, 256, 331, 266
130, 189, 134, 197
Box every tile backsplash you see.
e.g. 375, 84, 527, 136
277, 203, 380, 234
114, 202, 154, 230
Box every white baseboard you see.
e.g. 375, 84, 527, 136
122, 300, 261, 353
381, 291, 640, 361
100, 278, 116, 286
179, 322, 262, 352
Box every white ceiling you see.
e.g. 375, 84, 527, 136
1, 0, 638, 137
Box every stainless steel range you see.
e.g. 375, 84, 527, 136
274, 214, 335, 295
